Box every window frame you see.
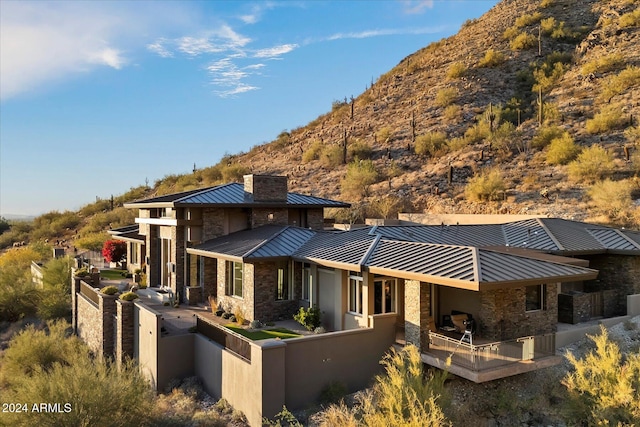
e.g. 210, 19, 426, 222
225, 261, 243, 298
348, 273, 364, 315
525, 284, 545, 312
275, 261, 292, 301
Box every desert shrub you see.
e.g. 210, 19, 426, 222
465, 168, 505, 202
302, 140, 323, 163
599, 65, 640, 101
586, 105, 626, 134
75, 232, 109, 251
533, 61, 570, 93
443, 104, 461, 122
532, 125, 566, 149
348, 140, 372, 160
567, 145, 615, 182
489, 122, 519, 155
340, 159, 378, 200
502, 25, 520, 41
540, 17, 557, 35
580, 53, 625, 76
619, 8, 640, 28
625, 125, 640, 144
510, 32, 536, 50
415, 131, 448, 157
320, 145, 344, 169
233, 307, 245, 325
100, 285, 119, 295
446, 61, 467, 79
562, 326, 640, 425
119, 291, 139, 301
447, 136, 470, 152
464, 121, 491, 144
311, 345, 449, 427
376, 127, 393, 144
540, 0, 554, 7
587, 179, 633, 221
369, 195, 402, 220
38, 257, 73, 319
478, 49, 506, 67
220, 163, 249, 182
515, 12, 543, 28
546, 134, 581, 165
0, 247, 43, 322
435, 88, 457, 107
294, 306, 322, 331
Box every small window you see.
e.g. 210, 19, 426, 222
275, 262, 291, 301
348, 274, 363, 314
526, 284, 545, 312
302, 264, 312, 301
225, 261, 243, 298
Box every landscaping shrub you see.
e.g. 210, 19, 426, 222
532, 125, 566, 149
546, 133, 581, 165
100, 285, 119, 295
347, 140, 372, 160
320, 381, 348, 404
302, 140, 323, 163
320, 145, 344, 169
376, 127, 393, 144
586, 105, 626, 134
294, 306, 322, 331
443, 104, 461, 122
249, 320, 262, 329
119, 291, 139, 301
509, 32, 536, 50
478, 49, 506, 68
464, 168, 506, 202
587, 179, 633, 221
102, 239, 126, 264
562, 326, 640, 425
514, 12, 543, 28
233, 307, 245, 325
567, 145, 615, 183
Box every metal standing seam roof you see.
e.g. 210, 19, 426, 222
187, 225, 316, 260
124, 182, 350, 208
108, 224, 145, 243
586, 228, 640, 252
373, 224, 506, 247
501, 218, 559, 251
293, 227, 378, 270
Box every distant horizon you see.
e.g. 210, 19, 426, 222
1, 0, 499, 217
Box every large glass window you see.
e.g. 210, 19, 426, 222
374, 279, 396, 314
526, 284, 545, 312
130, 242, 138, 264
187, 254, 204, 287
348, 274, 363, 314
275, 262, 291, 301
225, 261, 243, 298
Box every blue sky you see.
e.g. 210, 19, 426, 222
0, 0, 498, 217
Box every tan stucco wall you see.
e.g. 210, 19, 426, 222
158, 334, 194, 390
629, 294, 640, 316
135, 302, 160, 390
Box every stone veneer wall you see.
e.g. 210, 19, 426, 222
217, 260, 256, 321
251, 208, 289, 229
478, 284, 558, 341
253, 262, 299, 322
404, 280, 430, 352
243, 175, 287, 201
202, 208, 225, 240
583, 254, 640, 316
116, 299, 134, 368
76, 290, 117, 359
306, 209, 324, 230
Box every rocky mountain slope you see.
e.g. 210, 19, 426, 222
199, 0, 639, 224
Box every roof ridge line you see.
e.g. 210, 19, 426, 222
472, 247, 482, 284
536, 218, 564, 251
587, 227, 640, 251
174, 182, 237, 203
243, 225, 289, 258
360, 234, 381, 267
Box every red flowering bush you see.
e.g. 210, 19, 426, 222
102, 240, 126, 263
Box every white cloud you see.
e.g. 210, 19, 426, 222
253, 44, 298, 59
401, 0, 435, 14
147, 40, 173, 58
89, 47, 126, 69
326, 26, 444, 41
206, 57, 262, 97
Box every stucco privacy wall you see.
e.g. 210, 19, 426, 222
134, 302, 161, 390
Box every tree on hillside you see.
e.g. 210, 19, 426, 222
102, 239, 126, 263
39, 256, 74, 319
0, 247, 43, 321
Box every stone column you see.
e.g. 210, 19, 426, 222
98, 293, 118, 359
404, 280, 430, 352
116, 299, 134, 369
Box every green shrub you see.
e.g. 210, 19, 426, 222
119, 291, 139, 301
586, 105, 626, 134
302, 140, 323, 163
540, 17, 557, 35
376, 127, 393, 144
510, 32, 537, 50
540, 0, 554, 7
502, 25, 520, 41
446, 61, 467, 79
75, 232, 109, 251
348, 140, 373, 160
435, 88, 457, 108
447, 136, 470, 152
625, 126, 640, 144
464, 121, 491, 144
415, 131, 448, 157
532, 125, 566, 149
567, 145, 615, 182
580, 53, 625, 76
562, 326, 640, 425
588, 179, 633, 221
340, 159, 378, 200
294, 306, 322, 331
533, 61, 570, 93
619, 8, 640, 28
464, 168, 506, 202
320, 145, 344, 169
100, 285, 119, 295
478, 49, 506, 67
514, 12, 543, 28
599, 66, 640, 101
546, 134, 581, 165
443, 104, 461, 122
220, 163, 249, 182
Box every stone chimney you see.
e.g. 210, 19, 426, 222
243, 175, 288, 202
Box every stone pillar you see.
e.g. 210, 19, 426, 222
98, 293, 118, 359
404, 280, 430, 352
116, 299, 134, 368
71, 273, 81, 333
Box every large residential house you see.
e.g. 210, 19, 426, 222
76, 175, 640, 426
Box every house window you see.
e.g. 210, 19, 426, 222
374, 279, 396, 314
348, 274, 363, 314
275, 262, 292, 301
187, 254, 204, 287
302, 264, 312, 301
225, 261, 243, 298
526, 284, 545, 312
130, 242, 138, 264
